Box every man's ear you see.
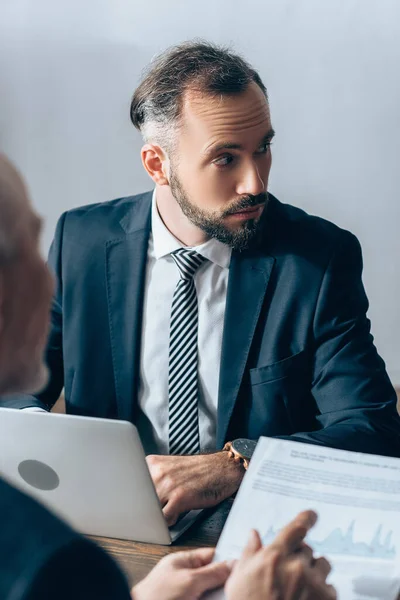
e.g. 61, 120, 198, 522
141, 144, 170, 186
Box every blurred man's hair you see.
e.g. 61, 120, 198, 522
130, 40, 268, 152
0, 155, 24, 264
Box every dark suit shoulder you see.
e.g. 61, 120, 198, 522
265, 194, 358, 264
65, 191, 152, 219
61, 191, 152, 241
0, 478, 129, 600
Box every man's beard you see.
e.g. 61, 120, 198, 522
169, 168, 267, 251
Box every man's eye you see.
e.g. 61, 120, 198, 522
214, 155, 234, 167
257, 142, 272, 154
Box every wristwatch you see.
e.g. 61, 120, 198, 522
223, 438, 257, 470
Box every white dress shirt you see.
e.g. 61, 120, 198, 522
24, 191, 231, 455
136, 191, 231, 455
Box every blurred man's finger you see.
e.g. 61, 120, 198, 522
241, 529, 263, 559
166, 547, 215, 569
296, 542, 314, 564
313, 556, 332, 579
193, 560, 233, 596
274, 511, 318, 554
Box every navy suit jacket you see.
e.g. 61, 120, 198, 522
0, 478, 130, 599
8, 192, 400, 456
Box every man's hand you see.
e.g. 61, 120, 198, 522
131, 548, 232, 600
146, 452, 244, 525
225, 510, 337, 600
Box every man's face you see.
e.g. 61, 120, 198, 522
169, 82, 274, 250
0, 196, 53, 395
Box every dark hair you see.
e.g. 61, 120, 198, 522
130, 40, 268, 141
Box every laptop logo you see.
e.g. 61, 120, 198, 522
18, 459, 60, 491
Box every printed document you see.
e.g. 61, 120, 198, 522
206, 438, 400, 600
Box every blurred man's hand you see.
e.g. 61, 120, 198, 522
225, 511, 337, 600
131, 547, 232, 600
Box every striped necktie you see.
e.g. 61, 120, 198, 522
168, 248, 207, 455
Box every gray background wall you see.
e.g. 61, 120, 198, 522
1, 0, 399, 384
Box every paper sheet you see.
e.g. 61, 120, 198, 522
206, 438, 400, 600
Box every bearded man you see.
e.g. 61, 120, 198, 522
10, 41, 400, 526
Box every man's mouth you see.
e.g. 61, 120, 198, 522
228, 203, 265, 219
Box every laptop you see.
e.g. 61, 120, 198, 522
0, 407, 203, 544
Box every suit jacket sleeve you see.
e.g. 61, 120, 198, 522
284, 230, 400, 456
24, 537, 131, 600
3, 213, 67, 410
0, 477, 132, 600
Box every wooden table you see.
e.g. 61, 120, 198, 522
91, 499, 233, 586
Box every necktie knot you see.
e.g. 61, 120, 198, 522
171, 249, 207, 281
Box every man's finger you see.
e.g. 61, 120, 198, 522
313, 556, 332, 580
162, 502, 178, 527
295, 542, 314, 565
193, 560, 232, 595
274, 511, 318, 554
167, 547, 215, 569
282, 558, 306, 600
299, 582, 337, 600
241, 529, 263, 559
324, 584, 337, 599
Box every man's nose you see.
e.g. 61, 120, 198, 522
236, 162, 265, 198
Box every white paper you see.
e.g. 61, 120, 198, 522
206, 438, 400, 600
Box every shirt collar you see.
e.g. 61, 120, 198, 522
151, 190, 231, 269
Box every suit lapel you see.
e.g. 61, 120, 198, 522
105, 194, 151, 422
216, 250, 275, 447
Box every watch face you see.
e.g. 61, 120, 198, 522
231, 438, 257, 460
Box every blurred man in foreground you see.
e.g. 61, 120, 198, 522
0, 153, 336, 599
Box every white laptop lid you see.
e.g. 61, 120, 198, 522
0, 408, 175, 544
